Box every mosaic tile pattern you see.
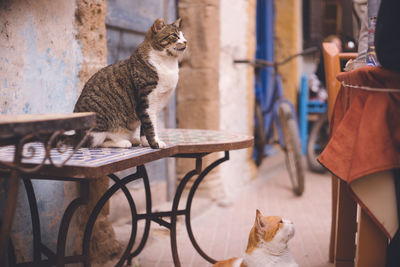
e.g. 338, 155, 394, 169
159, 129, 250, 145
0, 144, 158, 167
0, 129, 252, 168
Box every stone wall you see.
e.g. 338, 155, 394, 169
176, 0, 222, 197
75, 0, 107, 92
177, 0, 220, 131
177, 0, 256, 200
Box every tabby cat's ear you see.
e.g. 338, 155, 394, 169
255, 209, 266, 235
152, 18, 166, 34
172, 18, 182, 28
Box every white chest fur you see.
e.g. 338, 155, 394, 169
243, 247, 298, 267
148, 50, 179, 110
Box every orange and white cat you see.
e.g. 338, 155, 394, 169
213, 210, 298, 267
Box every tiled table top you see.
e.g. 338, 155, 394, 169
0, 129, 253, 179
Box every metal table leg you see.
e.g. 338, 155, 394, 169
90, 151, 229, 267
6, 151, 230, 266
0, 169, 20, 267
184, 151, 229, 264
0, 140, 23, 267
83, 168, 144, 267
169, 151, 230, 266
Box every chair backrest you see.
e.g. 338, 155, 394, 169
322, 42, 357, 121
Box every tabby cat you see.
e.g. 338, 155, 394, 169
74, 18, 186, 148
213, 210, 298, 267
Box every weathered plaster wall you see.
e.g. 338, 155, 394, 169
177, 0, 256, 200
219, 0, 256, 198
0, 1, 82, 115
0, 0, 108, 261
0, 0, 82, 260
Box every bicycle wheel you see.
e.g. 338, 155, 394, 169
277, 102, 305, 196
254, 100, 265, 166
306, 112, 329, 173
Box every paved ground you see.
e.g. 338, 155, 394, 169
112, 153, 334, 267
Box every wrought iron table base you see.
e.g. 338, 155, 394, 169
8, 151, 229, 267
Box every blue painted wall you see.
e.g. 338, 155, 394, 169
0, 4, 82, 115
0, 0, 84, 260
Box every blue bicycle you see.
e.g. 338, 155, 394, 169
235, 47, 317, 196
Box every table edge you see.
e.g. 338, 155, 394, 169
0, 133, 254, 179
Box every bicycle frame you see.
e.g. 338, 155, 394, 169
256, 68, 299, 151
234, 47, 317, 160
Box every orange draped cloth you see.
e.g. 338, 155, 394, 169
319, 66, 400, 184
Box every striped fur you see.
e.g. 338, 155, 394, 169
74, 18, 186, 148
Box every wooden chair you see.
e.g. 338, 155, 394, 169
323, 42, 357, 267
322, 42, 388, 267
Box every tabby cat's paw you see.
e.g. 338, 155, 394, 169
155, 137, 166, 149
140, 136, 167, 149
149, 141, 166, 149
150, 141, 166, 149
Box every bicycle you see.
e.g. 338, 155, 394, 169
234, 47, 318, 196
